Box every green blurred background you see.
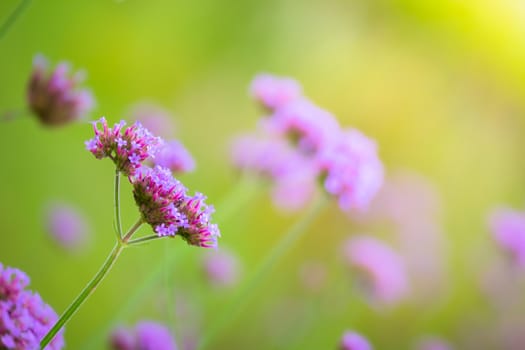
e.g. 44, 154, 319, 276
1, 0, 525, 348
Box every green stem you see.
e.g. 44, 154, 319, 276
39, 243, 125, 349
122, 218, 144, 243
114, 170, 123, 241
0, 0, 32, 40
197, 195, 328, 349
127, 234, 163, 246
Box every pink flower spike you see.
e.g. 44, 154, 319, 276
27, 54, 95, 126
250, 74, 302, 111
339, 331, 373, 350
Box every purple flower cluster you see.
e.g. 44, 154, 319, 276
110, 321, 176, 350
44, 201, 89, 253
132, 166, 219, 248
153, 140, 195, 174
342, 236, 408, 306
202, 249, 240, 287
489, 207, 525, 266
85, 117, 163, 176
0, 263, 64, 350
27, 54, 94, 126
232, 74, 383, 212
339, 331, 372, 350
86, 117, 218, 248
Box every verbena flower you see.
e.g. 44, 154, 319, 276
339, 331, 372, 350
342, 236, 408, 306
110, 321, 176, 350
250, 74, 302, 111
130, 102, 176, 139
44, 202, 89, 252
489, 207, 525, 266
319, 129, 384, 211
0, 263, 64, 350
202, 249, 240, 288
415, 336, 453, 350
153, 140, 195, 174
27, 54, 94, 126
132, 166, 219, 248
262, 98, 340, 155
85, 117, 163, 176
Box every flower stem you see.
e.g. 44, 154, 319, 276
0, 0, 32, 40
197, 195, 328, 349
39, 243, 125, 349
127, 234, 163, 246
122, 218, 144, 243
114, 170, 123, 241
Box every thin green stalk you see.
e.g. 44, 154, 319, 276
122, 218, 144, 242
114, 170, 123, 241
127, 234, 163, 246
39, 243, 125, 349
78, 178, 261, 350
0, 0, 32, 40
197, 195, 328, 349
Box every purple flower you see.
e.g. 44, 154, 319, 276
250, 74, 302, 111
415, 337, 453, 350
110, 321, 176, 350
202, 249, 240, 288
27, 54, 94, 126
0, 263, 64, 350
343, 236, 408, 306
319, 129, 384, 212
339, 331, 372, 350
44, 202, 89, 252
489, 207, 525, 266
130, 102, 176, 139
85, 117, 163, 176
132, 166, 219, 248
153, 140, 195, 174
262, 98, 340, 155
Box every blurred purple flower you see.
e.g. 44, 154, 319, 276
132, 166, 220, 248
415, 336, 453, 350
154, 140, 195, 174
250, 74, 302, 111
110, 321, 176, 350
202, 249, 240, 288
262, 99, 340, 155
489, 207, 525, 266
44, 202, 89, 252
85, 117, 163, 176
130, 102, 176, 139
0, 263, 64, 350
339, 331, 372, 350
343, 236, 408, 305
27, 54, 94, 126
319, 129, 384, 212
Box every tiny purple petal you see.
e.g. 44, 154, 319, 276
339, 331, 372, 350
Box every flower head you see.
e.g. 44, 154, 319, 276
202, 249, 240, 288
319, 129, 384, 212
0, 263, 64, 350
339, 331, 372, 350
132, 166, 219, 248
153, 140, 195, 174
85, 117, 163, 176
343, 236, 408, 305
44, 202, 89, 252
489, 207, 525, 266
250, 74, 302, 111
27, 54, 94, 126
262, 99, 340, 155
110, 321, 176, 350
